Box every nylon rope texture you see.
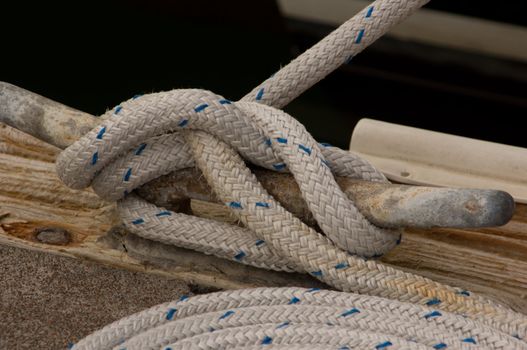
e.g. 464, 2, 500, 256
56, 0, 527, 349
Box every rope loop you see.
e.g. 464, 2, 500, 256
56, 88, 397, 262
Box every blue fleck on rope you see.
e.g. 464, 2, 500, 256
424, 311, 442, 319
375, 341, 393, 349
234, 251, 246, 261
463, 337, 477, 344
194, 103, 209, 112
256, 88, 265, 101
288, 297, 300, 305
426, 298, 441, 306
131, 218, 144, 225
340, 308, 360, 317
276, 321, 290, 329
229, 201, 243, 209
165, 308, 177, 321
96, 127, 106, 140
355, 29, 365, 44
123, 168, 132, 182
366, 6, 374, 18
134, 143, 147, 155
255, 202, 270, 208
334, 262, 349, 270
261, 336, 273, 345
218, 310, 235, 320
298, 144, 312, 155
272, 162, 286, 170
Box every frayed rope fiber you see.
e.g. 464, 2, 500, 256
56, 0, 526, 348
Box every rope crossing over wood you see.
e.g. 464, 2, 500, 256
56, 0, 527, 348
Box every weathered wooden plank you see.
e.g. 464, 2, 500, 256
0, 123, 322, 290
0, 122, 526, 313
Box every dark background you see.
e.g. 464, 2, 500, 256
1, 0, 526, 148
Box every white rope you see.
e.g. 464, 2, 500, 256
55, 0, 527, 348
70, 288, 525, 350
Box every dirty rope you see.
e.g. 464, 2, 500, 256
56, 0, 526, 349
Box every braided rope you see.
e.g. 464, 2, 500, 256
55, 0, 527, 348
71, 288, 525, 350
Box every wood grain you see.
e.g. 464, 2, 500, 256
1, 122, 525, 313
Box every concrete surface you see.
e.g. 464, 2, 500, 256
0, 245, 191, 350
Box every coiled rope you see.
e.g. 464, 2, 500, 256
56, 0, 527, 348
68, 288, 525, 350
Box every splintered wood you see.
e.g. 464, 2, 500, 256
0, 122, 526, 312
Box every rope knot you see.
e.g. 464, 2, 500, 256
56, 87, 399, 280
